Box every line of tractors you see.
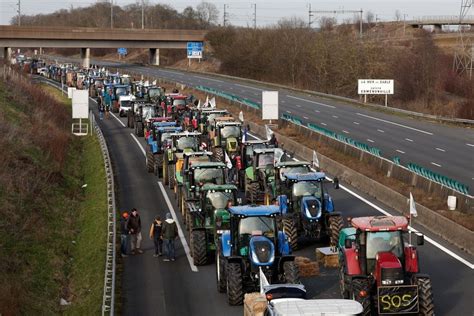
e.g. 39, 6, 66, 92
41, 63, 434, 315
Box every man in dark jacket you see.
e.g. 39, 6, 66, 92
120, 212, 129, 258
127, 208, 143, 254
161, 212, 178, 261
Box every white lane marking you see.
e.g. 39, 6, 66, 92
286, 95, 336, 109
343, 130, 350, 134
246, 131, 473, 269
130, 133, 146, 157
315, 110, 320, 113
353, 121, 360, 125
321, 122, 327, 126
235, 83, 263, 91
356, 113, 433, 135
367, 139, 375, 143
396, 150, 405, 154
281, 100, 286, 104
405, 138, 414, 142
466, 143, 474, 147
377, 129, 385, 133
158, 69, 183, 76
431, 162, 442, 167
296, 104, 301, 108
195, 75, 223, 83
303, 116, 309, 119
158, 182, 199, 272
332, 115, 338, 119
286, 110, 292, 114
110, 112, 126, 127
435, 148, 446, 152
229, 87, 234, 90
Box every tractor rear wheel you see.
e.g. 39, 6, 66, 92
163, 159, 168, 185
226, 263, 244, 305
168, 164, 175, 189
328, 215, 343, 250
416, 276, 434, 315
191, 230, 208, 266
248, 182, 260, 204
339, 262, 350, 299
136, 121, 144, 137
213, 147, 224, 163
216, 242, 227, 293
282, 261, 300, 284
351, 278, 372, 315
154, 154, 162, 177
146, 147, 155, 173
186, 211, 194, 232
282, 218, 298, 251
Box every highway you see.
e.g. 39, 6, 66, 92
39, 68, 474, 315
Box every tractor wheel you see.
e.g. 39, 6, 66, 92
146, 147, 155, 173
191, 230, 207, 266
282, 261, 300, 284
186, 211, 194, 232
226, 262, 244, 306
328, 215, 343, 250
282, 218, 298, 251
350, 278, 372, 316
177, 188, 181, 208
136, 121, 144, 137
163, 160, 168, 185
154, 154, 162, 177
180, 194, 186, 217
126, 112, 131, 128
129, 116, 135, 129
213, 147, 224, 163
416, 276, 434, 315
216, 242, 227, 293
168, 164, 175, 189
339, 262, 350, 299
248, 182, 260, 204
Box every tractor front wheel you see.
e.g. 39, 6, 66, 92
282, 261, 300, 284
282, 218, 298, 251
136, 121, 144, 137
146, 148, 155, 173
191, 230, 208, 266
350, 278, 372, 315
155, 154, 162, 177
216, 243, 227, 293
328, 215, 343, 250
226, 263, 244, 305
168, 164, 175, 189
416, 276, 434, 315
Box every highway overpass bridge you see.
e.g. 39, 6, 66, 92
409, 15, 474, 31
0, 26, 207, 67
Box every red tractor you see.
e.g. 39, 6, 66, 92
338, 216, 434, 315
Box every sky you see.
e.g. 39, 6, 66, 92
0, 0, 464, 27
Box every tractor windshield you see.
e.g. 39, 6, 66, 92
220, 126, 240, 139
366, 231, 403, 259
258, 153, 275, 168
121, 77, 131, 85
142, 106, 156, 119
173, 99, 186, 107
279, 166, 310, 181
292, 181, 322, 199
194, 168, 224, 184
239, 216, 275, 239
115, 87, 128, 96
206, 191, 234, 209
149, 88, 162, 99
176, 137, 197, 151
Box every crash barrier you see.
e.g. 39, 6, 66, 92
247, 121, 474, 255
195, 85, 261, 110
95, 122, 117, 316
279, 112, 472, 207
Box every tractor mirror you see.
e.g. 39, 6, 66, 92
416, 233, 424, 246
333, 177, 340, 189
237, 197, 243, 205
344, 238, 352, 249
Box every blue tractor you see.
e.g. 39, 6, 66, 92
279, 172, 341, 250
216, 205, 299, 305
145, 123, 181, 176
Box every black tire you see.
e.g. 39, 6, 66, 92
282, 218, 298, 251
328, 215, 343, 249
416, 276, 434, 315
248, 182, 260, 204
351, 278, 372, 316
186, 211, 193, 233
136, 121, 144, 137
191, 230, 208, 266
339, 262, 350, 299
168, 164, 175, 189
126, 112, 131, 128
146, 147, 155, 173
155, 154, 163, 177
213, 147, 224, 163
163, 158, 168, 185
216, 241, 227, 293
129, 115, 135, 129
282, 261, 300, 284
226, 262, 244, 306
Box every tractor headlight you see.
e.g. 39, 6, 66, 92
382, 280, 392, 285
394, 279, 404, 285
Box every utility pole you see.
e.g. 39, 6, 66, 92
453, 0, 473, 79
252, 4, 257, 29
110, 0, 113, 29
141, 0, 145, 29
359, 9, 363, 39
223, 4, 229, 26
308, 3, 313, 28
17, 0, 21, 26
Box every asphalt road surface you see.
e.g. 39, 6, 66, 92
40, 74, 474, 315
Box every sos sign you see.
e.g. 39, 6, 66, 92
378, 285, 419, 314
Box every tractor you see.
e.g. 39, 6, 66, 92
209, 118, 242, 162
216, 205, 299, 306
338, 216, 434, 315
278, 172, 342, 250
236, 139, 273, 189
145, 124, 181, 176
186, 183, 238, 266
127, 102, 159, 137
199, 109, 230, 135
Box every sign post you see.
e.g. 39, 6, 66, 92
187, 42, 203, 67
358, 79, 394, 107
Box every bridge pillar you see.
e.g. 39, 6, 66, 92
2, 47, 12, 63
149, 48, 160, 66
433, 24, 442, 33
80, 48, 90, 69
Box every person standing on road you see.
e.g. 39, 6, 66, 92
120, 211, 130, 257
104, 89, 112, 119
127, 208, 143, 254
98, 97, 105, 121
149, 215, 163, 257
162, 213, 178, 262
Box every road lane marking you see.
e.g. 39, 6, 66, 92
158, 182, 199, 272
467, 143, 474, 147
332, 115, 338, 119
195, 75, 223, 83
367, 139, 375, 143
296, 104, 301, 108
353, 121, 360, 125
377, 129, 385, 133
321, 122, 327, 126
281, 100, 286, 103
158, 69, 183, 76
315, 110, 320, 113
286, 110, 292, 114
356, 113, 433, 135
130, 133, 146, 157
343, 130, 350, 134
431, 162, 442, 167
110, 112, 126, 127
405, 138, 414, 142
435, 148, 446, 152
235, 83, 263, 91
286, 95, 336, 109
396, 150, 405, 154
246, 130, 473, 269
303, 116, 309, 119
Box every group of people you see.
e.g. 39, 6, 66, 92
120, 208, 179, 262
97, 90, 112, 120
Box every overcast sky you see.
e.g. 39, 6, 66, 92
0, 0, 463, 26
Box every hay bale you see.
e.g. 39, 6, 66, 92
244, 292, 267, 316
295, 256, 320, 277
295, 256, 311, 264
316, 247, 339, 268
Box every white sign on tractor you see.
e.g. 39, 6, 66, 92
358, 79, 394, 106
72, 89, 89, 135
262, 91, 279, 121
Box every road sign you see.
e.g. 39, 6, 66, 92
187, 42, 203, 59
262, 91, 279, 120
117, 48, 127, 56
72, 90, 89, 119
358, 79, 394, 95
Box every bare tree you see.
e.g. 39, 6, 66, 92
319, 16, 337, 31
196, 2, 219, 25
395, 10, 402, 22
366, 11, 375, 26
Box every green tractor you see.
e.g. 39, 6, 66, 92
198, 109, 229, 135
187, 183, 238, 266
236, 139, 272, 189
209, 118, 242, 162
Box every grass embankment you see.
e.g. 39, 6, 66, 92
0, 74, 107, 315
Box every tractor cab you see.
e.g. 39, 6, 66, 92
199, 183, 238, 235
199, 109, 229, 134
210, 120, 242, 160
188, 162, 227, 189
